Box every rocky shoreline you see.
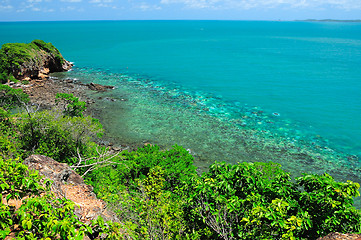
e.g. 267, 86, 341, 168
12, 75, 114, 110
11, 71, 135, 154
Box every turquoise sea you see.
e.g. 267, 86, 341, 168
1, 20, 361, 183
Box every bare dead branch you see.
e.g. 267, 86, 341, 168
194, 194, 237, 240
71, 146, 123, 177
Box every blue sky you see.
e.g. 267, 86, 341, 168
0, 0, 361, 21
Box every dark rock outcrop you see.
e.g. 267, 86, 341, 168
24, 155, 119, 224
87, 82, 114, 92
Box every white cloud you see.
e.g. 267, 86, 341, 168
135, 2, 162, 11
0, 4, 13, 10
160, 0, 220, 9
89, 0, 113, 3
61, 6, 76, 10
60, 0, 82, 2
60, 5, 84, 11
160, 0, 361, 10
89, 0, 118, 8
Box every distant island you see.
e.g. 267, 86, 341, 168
295, 19, 361, 22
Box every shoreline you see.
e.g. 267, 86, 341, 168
13, 66, 361, 207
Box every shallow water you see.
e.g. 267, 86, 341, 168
52, 68, 361, 185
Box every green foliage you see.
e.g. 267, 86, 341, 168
0, 42, 34, 79
90, 216, 126, 240
87, 144, 197, 202
0, 157, 124, 240
86, 145, 200, 239
115, 166, 192, 239
31, 39, 63, 63
56, 93, 87, 117
17, 109, 103, 164
187, 161, 361, 239
0, 84, 29, 110
0, 72, 8, 84
14, 196, 86, 240
0, 158, 44, 204
0, 108, 23, 159
297, 173, 361, 238
86, 145, 361, 239
122, 144, 197, 191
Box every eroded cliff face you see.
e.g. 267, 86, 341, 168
0, 40, 73, 81
13, 49, 73, 81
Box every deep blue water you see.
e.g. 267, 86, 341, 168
1, 20, 361, 182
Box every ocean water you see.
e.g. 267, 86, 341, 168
1, 21, 361, 183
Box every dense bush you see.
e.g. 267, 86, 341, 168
85, 144, 200, 239
0, 84, 29, 110
0, 92, 126, 239
56, 93, 87, 117
186, 161, 361, 239
17, 109, 103, 164
0, 90, 101, 164
87, 144, 197, 199
0, 107, 23, 159
86, 145, 361, 239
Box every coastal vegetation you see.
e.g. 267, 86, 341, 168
1, 40, 361, 239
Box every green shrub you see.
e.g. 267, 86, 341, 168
122, 144, 197, 191
17, 109, 103, 164
0, 108, 23, 159
115, 166, 192, 239
0, 84, 29, 110
0, 73, 8, 84
186, 161, 361, 240
56, 93, 87, 117
297, 173, 361, 238
86, 145, 201, 239
87, 144, 197, 204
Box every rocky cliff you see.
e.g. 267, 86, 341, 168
0, 39, 72, 82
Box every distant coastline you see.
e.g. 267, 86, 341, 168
295, 19, 361, 22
